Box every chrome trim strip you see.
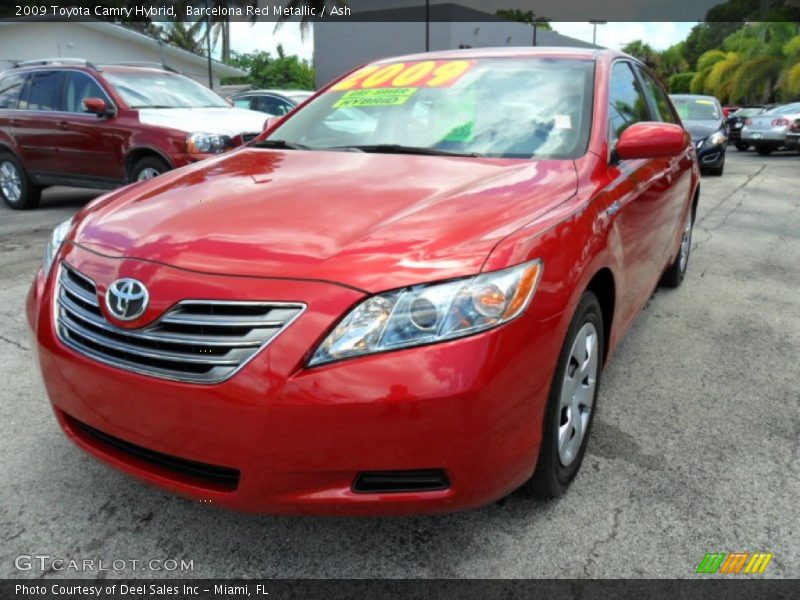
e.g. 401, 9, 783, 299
54, 262, 307, 384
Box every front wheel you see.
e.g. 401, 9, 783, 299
525, 291, 604, 499
660, 209, 694, 288
130, 156, 169, 182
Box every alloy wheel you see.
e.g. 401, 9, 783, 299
558, 322, 599, 467
679, 212, 693, 274
0, 161, 22, 203
136, 168, 161, 181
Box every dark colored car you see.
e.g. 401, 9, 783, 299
0, 59, 267, 209
230, 89, 314, 116
28, 48, 699, 515
726, 106, 768, 150
670, 94, 727, 175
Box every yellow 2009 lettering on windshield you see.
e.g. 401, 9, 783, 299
331, 60, 474, 91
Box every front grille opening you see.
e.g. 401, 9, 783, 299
353, 470, 449, 494
177, 304, 273, 317
65, 413, 240, 492
65, 328, 215, 375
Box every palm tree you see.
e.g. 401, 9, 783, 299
163, 21, 205, 55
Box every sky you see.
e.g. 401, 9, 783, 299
229, 21, 697, 62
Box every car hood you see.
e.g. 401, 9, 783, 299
73, 150, 578, 292
136, 107, 268, 136
683, 119, 724, 140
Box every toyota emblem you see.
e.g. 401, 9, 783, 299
106, 278, 149, 321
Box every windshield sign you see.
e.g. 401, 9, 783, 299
266, 58, 595, 159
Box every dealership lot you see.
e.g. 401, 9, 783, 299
0, 151, 797, 578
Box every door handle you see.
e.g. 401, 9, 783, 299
58, 121, 70, 130
9, 119, 19, 127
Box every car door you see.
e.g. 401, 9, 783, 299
57, 70, 126, 182
635, 65, 694, 268
13, 70, 65, 175
606, 61, 673, 327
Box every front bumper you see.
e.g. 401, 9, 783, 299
696, 142, 726, 168
28, 245, 562, 515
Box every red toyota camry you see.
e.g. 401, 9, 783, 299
27, 48, 698, 515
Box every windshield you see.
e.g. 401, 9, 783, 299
734, 108, 764, 117
266, 58, 595, 159
105, 71, 229, 109
769, 103, 800, 115
672, 97, 721, 120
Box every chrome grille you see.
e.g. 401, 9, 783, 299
54, 263, 305, 384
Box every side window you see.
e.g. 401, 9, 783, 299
19, 71, 64, 112
608, 62, 650, 141
637, 67, 677, 124
258, 96, 293, 116
0, 73, 25, 109
232, 97, 251, 109
64, 71, 108, 113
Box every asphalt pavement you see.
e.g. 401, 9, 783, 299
0, 150, 798, 579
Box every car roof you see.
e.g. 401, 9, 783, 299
236, 89, 311, 96
370, 47, 622, 64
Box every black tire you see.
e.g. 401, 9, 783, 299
734, 142, 749, 151
0, 151, 41, 210
755, 145, 773, 156
660, 208, 694, 288
129, 156, 169, 183
525, 291, 604, 500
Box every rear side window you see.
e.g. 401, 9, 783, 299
608, 62, 650, 141
0, 73, 25, 109
638, 67, 677, 124
232, 97, 251, 109
19, 71, 64, 112
63, 71, 108, 113
257, 96, 294, 115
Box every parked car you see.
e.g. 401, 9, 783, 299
231, 89, 314, 116
0, 59, 268, 209
670, 94, 727, 175
28, 48, 699, 515
726, 106, 768, 150
741, 102, 800, 155
786, 118, 800, 153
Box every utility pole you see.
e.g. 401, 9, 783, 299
425, 0, 430, 52
589, 20, 607, 47
204, 0, 213, 89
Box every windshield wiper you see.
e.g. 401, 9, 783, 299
251, 139, 311, 150
331, 144, 481, 157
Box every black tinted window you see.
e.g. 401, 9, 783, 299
608, 62, 650, 140
638, 67, 676, 124
19, 71, 64, 111
0, 73, 25, 109
256, 96, 293, 115
64, 71, 107, 113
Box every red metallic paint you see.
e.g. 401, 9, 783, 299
28, 49, 700, 515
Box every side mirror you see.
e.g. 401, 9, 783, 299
616, 122, 686, 160
264, 115, 285, 132
83, 97, 113, 118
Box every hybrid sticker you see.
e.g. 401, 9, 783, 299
333, 88, 418, 108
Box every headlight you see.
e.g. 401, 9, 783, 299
705, 132, 727, 146
42, 219, 72, 277
308, 260, 543, 366
186, 133, 231, 154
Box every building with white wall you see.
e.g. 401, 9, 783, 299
313, 3, 596, 88
0, 20, 245, 88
